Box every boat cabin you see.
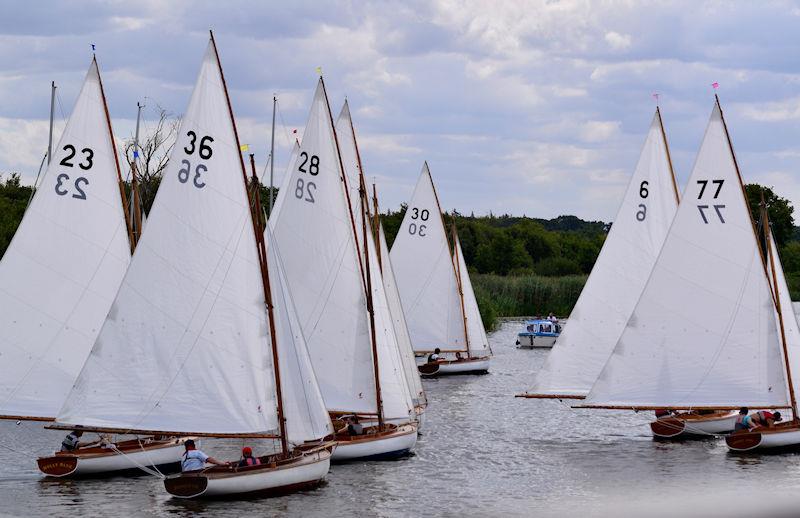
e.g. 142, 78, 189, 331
517, 319, 561, 349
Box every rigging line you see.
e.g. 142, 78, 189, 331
107, 442, 166, 480
55, 89, 68, 124
275, 99, 294, 147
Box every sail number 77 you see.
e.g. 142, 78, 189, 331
696, 179, 725, 224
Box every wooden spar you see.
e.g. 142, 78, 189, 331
209, 31, 288, 454
371, 183, 383, 273
268, 95, 277, 215
573, 405, 792, 411
48, 81, 55, 165
451, 224, 471, 357
515, 393, 585, 400
655, 106, 681, 204
762, 201, 799, 421
94, 55, 135, 254
0, 414, 55, 422
347, 103, 384, 429
45, 422, 281, 439
130, 101, 144, 248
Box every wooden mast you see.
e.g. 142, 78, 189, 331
451, 223, 471, 358
346, 102, 384, 428
655, 106, 681, 205
762, 199, 799, 421
210, 31, 288, 454
371, 183, 383, 273
94, 55, 135, 253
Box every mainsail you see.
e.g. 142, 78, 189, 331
583, 100, 788, 409
525, 109, 679, 398
0, 59, 131, 420
390, 163, 468, 353
57, 38, 331, 440
453, 233, 491, 357
768, 234, 800, 409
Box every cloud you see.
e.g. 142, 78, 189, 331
604, 31, 632, 51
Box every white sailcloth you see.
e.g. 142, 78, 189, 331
390, 163, 465, 353
528, 110, 678, 397
57, 41, 280, 435
269, 141, 300, 222
0, 59, 130, 420
269, 80, 377, 415
378, 223, 426, 407
265, 229, 333, 445
453, 234, 491, 357
584, 101, 787, 408
335, 102, 363, 233
769, 235, 800, 408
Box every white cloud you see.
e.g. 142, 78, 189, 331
579, 120, 621, 143
604, 31, 632, 51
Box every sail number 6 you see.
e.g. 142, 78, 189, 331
636, 181, 648, 222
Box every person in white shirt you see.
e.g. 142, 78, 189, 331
181, 439, 228, 472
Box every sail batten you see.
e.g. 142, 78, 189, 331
584, 101, 788, 409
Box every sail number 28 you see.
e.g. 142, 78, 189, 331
408, 207, 429, 236
54, 144, 93, 200
180, 130, 214, 189
295, 151, 318, 203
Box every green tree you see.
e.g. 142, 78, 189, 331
745, 184, 794, 247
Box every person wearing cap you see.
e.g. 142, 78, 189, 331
237, 447, 262, 467
427, 348, 442, 364
60, 429, 102, 452
181, 439, 228, 472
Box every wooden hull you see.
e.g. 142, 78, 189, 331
726, 423, 800, 452
38, 437, 188, 478
332, 423, 417, 461
418, 357, 490, 377
516, 334, 557, 349
650, 412, 738, 439
164, 444, 332, 499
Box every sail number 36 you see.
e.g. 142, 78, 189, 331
295, 151, 318, 203
55, 144, 93, 200
408, 207, 429, 236
180, 130, 214, 189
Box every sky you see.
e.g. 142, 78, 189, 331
1, 0, 800, 221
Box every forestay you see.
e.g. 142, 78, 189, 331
527, 109, 678, 398
390, 164, 465, 353
269, 80, 377, 415
584, 101, 787, 409
57, 41, 280, 435
378, 223, 426, 407
453, 234, 491, 357
0, 59, 130, 420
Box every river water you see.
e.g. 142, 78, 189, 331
2, 320, 800, 517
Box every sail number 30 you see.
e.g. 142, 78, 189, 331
408, 207, 429, 236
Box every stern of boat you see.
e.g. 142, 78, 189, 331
37, 455, 78, 477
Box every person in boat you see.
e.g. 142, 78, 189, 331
455, 351, 464, 361
181, 439, 228, 472
734, 407, 750, 431
337, 415, 365, 436
427, 348, 442, 363
237, 446, 261, 467
654, 409, 674, 419
749, 410, 782, 429
60, 429, 102, 452
548, 312, 558, 323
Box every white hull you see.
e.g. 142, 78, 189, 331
332, 424, 417, 461
38, 438, 188, 477
516, 335, 557, 349
419, 357, 490, 376
727, 425, 800, 452
651, 413, 737, 439
165, 448, 331, 499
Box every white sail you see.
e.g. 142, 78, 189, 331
265, 229, 333, 445
390, 163, 465, 353
453, 234, 491, 357
584, 101, 787, 409
0, 60, 130, 420
365, 227, 415, 421
335, 102, 363, 233
269, 141, 300, 221
57, 41, 280, 435
527, 110, 679, 397
269, 79, 377, 415
378, 223, 426, 407
769, 235, 800, 408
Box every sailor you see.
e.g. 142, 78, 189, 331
455, 351, 464, 361
750, 410, 782, 429
548, 312, 558, 323
337, 415, 364, 436
427, 348, 442, 363
181, 439, 228, 472
237, 446, 261, 467
734, 407, 750, 431
60, 429, 101, 452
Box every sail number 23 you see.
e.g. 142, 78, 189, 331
55, 144, 93, 200
179, 130, 214, 189
408, 207, 429, 236
295, 151, 318, 203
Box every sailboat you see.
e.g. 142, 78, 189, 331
42, 34, 335, 496
390, 163, 491, 376
579, 97, 794, 442
372, 185, 428, 427
0, 57, 147, 470
517, 108, 680, 401
269, 81, 416, 461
